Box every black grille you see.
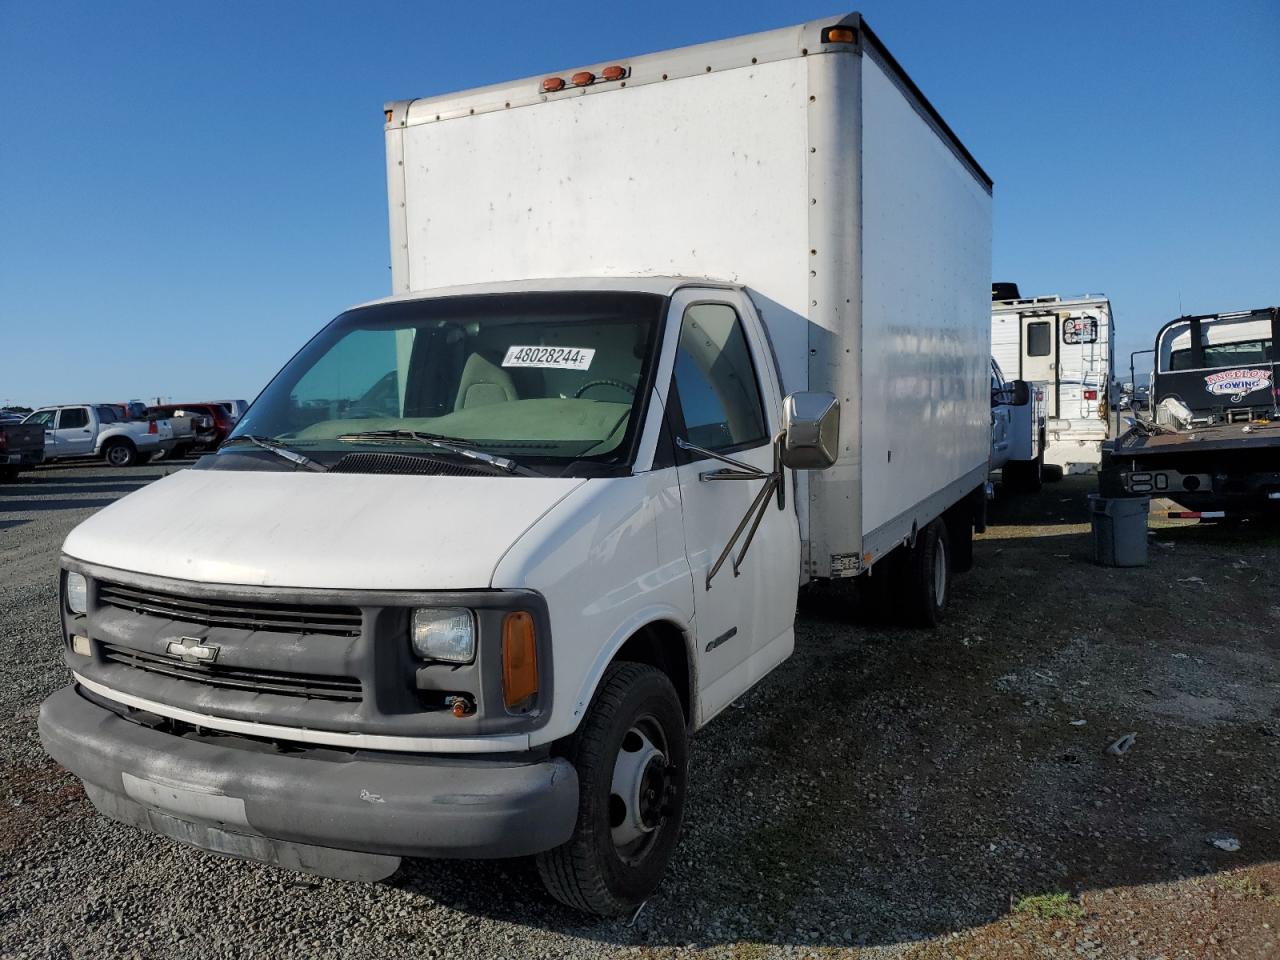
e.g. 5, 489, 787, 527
99, 642, 362, 702
328, 452, 492, 476
96, 582, 362, 637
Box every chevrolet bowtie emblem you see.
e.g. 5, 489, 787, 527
165, 636, 220, 664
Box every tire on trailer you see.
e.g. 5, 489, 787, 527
536, 661, 688, 916
102, 438, 137, 468
893, 518, 951, 628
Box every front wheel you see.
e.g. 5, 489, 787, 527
102, 439, 137, 468
536, 661, 688, 915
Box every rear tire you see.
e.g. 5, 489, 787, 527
536, 661, 688, 916
894, 519, 950, 628
102, 439, 137, 468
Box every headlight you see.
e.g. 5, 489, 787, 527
411, 608, 475, 663
66, 572, 88, 615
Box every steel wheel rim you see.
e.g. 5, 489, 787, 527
609, 714, 673, 864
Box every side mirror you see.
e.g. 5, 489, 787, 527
1008, 380, 1031, 406
780, 392, 839, 470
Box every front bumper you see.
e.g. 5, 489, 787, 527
39, 685, 578, 880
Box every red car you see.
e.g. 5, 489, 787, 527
148, 402, 235, 450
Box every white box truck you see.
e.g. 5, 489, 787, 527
991, 289, 1115, 472
39, 14, 992, 914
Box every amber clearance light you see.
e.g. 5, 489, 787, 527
502, 612, 538, 708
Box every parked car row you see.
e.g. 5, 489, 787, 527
0, 398, 248, 480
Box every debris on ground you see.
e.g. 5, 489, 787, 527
1105, 732, 1138, 756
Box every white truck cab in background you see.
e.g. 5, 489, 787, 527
40, 14, 994, 914
989, 358, 1047, 492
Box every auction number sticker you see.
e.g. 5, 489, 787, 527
502, 346, 595, 370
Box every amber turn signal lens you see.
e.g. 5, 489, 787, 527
824, 27, 856, 43
571, 71, 595, 87
384, 109, 393, 123
502, 612, 538, 708
542, 76, 565, 92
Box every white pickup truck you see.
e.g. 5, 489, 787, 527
990, 359, 1048, 492
24, 404, 175, 467
40, 16, 994, 914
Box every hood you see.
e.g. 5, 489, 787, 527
62, 469, 584, 590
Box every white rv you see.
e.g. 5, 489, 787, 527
992, 292, 1115, 472
41, 15, 993, 914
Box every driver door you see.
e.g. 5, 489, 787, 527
662, 292, 800, 724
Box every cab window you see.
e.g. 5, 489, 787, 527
671, 303, 767, 453
58, 408, 89, 429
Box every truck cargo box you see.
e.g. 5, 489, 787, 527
385, 13, 992, 577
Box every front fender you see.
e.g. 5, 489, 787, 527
567, 604, 697, 732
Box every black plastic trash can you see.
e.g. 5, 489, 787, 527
1089, 494, 1149, 567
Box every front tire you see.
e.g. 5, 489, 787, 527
536, 661, 688, 916
102, 439, 137, 468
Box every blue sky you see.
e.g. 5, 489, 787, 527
2, 0, 1276, 407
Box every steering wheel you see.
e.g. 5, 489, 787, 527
574, 379, 637, 399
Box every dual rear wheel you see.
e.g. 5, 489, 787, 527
857, 516, 954, 627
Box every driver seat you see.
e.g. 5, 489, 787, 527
454, 354, 518, 410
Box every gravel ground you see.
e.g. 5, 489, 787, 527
1, 461, 1277, 959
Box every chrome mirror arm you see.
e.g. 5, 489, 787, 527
674, 436, 768, 478
687, 433, 789, 590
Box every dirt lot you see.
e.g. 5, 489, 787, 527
1, 462, 1277, 959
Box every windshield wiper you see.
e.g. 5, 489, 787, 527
334, 429, 539, 476
222, 435, 328, 472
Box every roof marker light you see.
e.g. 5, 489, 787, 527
822, 26, 856, 44
542, 76, 565, 93
600, 65, 626, 81
571, 71, 595, 87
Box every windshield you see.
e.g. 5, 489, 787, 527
228, 292, 665, 469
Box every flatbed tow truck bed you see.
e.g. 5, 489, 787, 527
1101, 418, 1280, 517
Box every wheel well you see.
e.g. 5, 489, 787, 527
613, 620, 692, 724
102, 436, 134, 449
